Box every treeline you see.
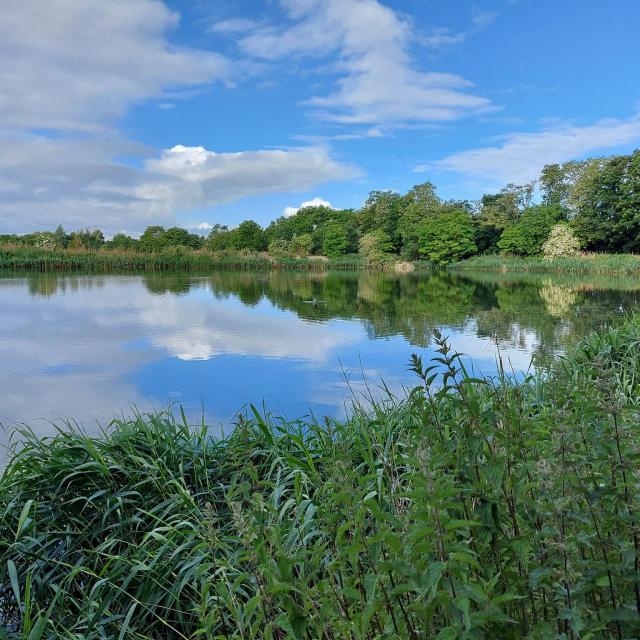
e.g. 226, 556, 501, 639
3, 149, 639, 265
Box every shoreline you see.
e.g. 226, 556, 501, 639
451, 253, 640, 275
0, 246, 431, 273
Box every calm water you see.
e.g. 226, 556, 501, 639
1, 269, 639, 447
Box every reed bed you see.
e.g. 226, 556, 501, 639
452, 253, 640, 275
2, 319, 640, 638
0, 246, 365, 273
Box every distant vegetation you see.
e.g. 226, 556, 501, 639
3, 317, 640, 637
2, 149, 639, 267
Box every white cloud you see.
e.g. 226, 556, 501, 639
283, 197, 335, 217
0, 0, 231, 131
210, 18, 259, 34
432, 113, 640, 184
237, 0, 494, 127
140, 145, 354, 213
0, 138, 356, 234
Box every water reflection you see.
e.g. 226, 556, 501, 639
1, 269, 638, 445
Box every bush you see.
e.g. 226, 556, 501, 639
267, 238, 289, 256
417, 210, 477, 265
542, 223, 582, 259
358, 230, 394, 265
289, 233, 314, 256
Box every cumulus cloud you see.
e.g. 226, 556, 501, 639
0, 138, 356, 234
237, 0, 494, 127
431, 113, 640, 184
139, 145, 354, 214
0, 0, 231, 131
283, 197, 335, 217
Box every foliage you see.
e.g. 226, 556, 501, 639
233, 220, 267, 251
288, 233, 314, 256
267, 238, 289, 256
572, 150, 640, 252
105, 232, 139, 250
3, 319, 640, 637
322, 221, 352, 257
358, 229, 395, 265
417, 210, 477, 265
68, 228, 105, 250
542, 223, 582, 259
497, 204, 563, 256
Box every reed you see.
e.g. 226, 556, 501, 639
452, 253, 640, 275
0, 246, 366, 272
2, 318, 640, 638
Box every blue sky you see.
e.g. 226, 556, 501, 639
1, 0, 639, 235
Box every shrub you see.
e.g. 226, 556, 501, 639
542, 223, 582, 259
358, 229, 394, 265
267, 238, 289, 256
289, 233, 314, 256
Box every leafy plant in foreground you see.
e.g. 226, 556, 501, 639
2, 319, 640, 637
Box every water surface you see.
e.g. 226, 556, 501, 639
1, 269, 638, 447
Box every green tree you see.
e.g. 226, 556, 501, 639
417, 210, 477, 265
68, 228, 104, 250
322, 222, 351, 257
233, 220, 266, 251
139, 226, 168, 252
106, 233, 138, 250
397, 182, 441, 259
498, 204, 563, 256
164, 227, 203, 249
572, 150, 640, 252
53, 225, 68, 248
357, 190, 403, 248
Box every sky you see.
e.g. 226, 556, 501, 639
1, 0, 639, 236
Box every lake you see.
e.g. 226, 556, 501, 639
1, 269, 638, 448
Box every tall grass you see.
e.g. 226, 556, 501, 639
452, 253, 640, 275
2, 319, 640, 637
0, 246, 366, 272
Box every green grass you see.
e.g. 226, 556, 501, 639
452, 253, 640, 275
0, 246, 367, 272
3, 320, 640, 637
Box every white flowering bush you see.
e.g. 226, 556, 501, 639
542, 223, 581, 259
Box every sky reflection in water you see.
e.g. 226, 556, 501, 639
1, 270, 639, 447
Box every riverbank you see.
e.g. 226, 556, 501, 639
452, 253, 640, 275
2, 319, 640, 638
0, 245, 371, 272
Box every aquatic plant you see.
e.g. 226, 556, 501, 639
0, 246, 366, 273
2, 319, 640, 637
453, 252, 640, 276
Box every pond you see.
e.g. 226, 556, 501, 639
1, 269, 639, 447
